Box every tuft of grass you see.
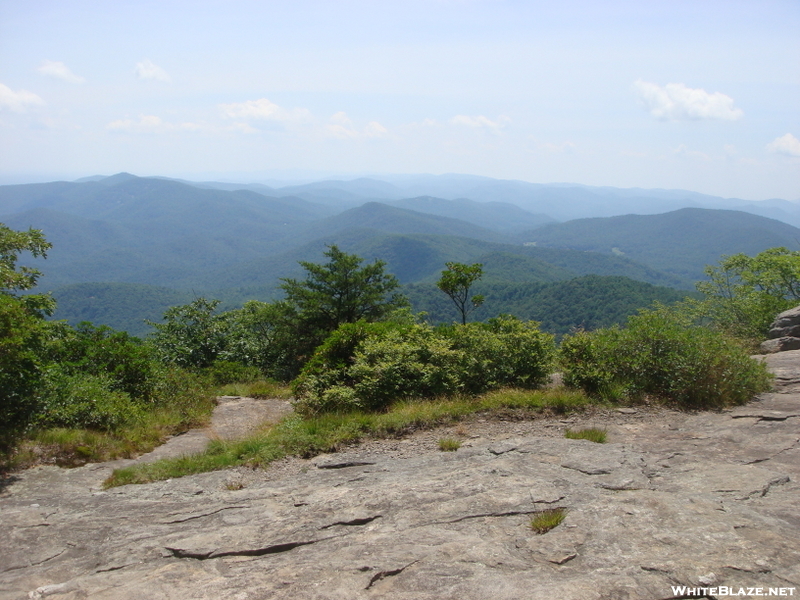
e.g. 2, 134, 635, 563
105, 388, 591, 488
438, 437, 461, 451
529, 508, 567, 534
564, 427, 607, 443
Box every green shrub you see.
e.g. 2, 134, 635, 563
443, 316, 555, 393
204, 360, 261, 385
560, 310, 772, 408
36, 371, 144, 431
293, 317, 555, 415
294, 322, 464, 414
44, 322, 158, 401
0, 295, 49, 449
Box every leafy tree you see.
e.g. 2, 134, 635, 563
281, 245, 407, 332
271, 245, 408, 375
689, 247, 800, 340
0, 224, 55, 448
437, 262, 484, 325
147, 298, 230, 369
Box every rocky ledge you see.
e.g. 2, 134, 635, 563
1, 354, 799, 600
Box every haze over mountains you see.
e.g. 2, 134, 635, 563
2, 172, 798, 335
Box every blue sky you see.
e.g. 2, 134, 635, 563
1, 0, 798, 200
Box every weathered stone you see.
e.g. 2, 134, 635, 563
770, 305, 800, 331
761, 336, 800, 353
1, 361, 799, 599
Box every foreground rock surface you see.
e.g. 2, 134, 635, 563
2, 358, 799, 600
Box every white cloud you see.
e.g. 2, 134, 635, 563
106, 115, 203, 133
0, 83, 44, 112
325, 112, 388, 139
673, 144, 710, 161
219, 98, 311, 124
37, 60, 85, 84
634, 80, 743, 121
541, 141, 576, 154
365, 121, 388, 137
450, 114, 510, 133
766, 133, 800, 157
135, 59, 171, 82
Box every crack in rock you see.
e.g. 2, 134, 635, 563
744, 438, 800, 465
431, 508, 557, 525
317, 461, 375, 469
95, 563, 135, 573
4, 549, 67, 572
561, 463, 612, 475
320, 515, 381, 529
365, 560, 418, 589
160, 505, 250, 524
165, 539, 322, 560
742, 475, 791, 500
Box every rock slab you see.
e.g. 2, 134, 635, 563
1, 366, 799, 599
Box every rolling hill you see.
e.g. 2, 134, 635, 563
518, 208, 800, 285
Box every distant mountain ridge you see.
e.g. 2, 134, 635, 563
2, 171, 797, 335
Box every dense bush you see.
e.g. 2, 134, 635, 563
204, 360, 261, 385
293, 316, 555, 415
44, 322, 159, 401
36, 371, 143, 431
0, 295, 50, 449
560, 310, 772, 408
442, 316, 555, 393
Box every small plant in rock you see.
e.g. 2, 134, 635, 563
438, 437, 461, 451
529, 508, 567, 534
564, 428, 607, 443
224, 479, 245, 491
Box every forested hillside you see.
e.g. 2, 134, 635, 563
3, 173, 795, 336
406, 275, 692, 334
519, 208, 800, 285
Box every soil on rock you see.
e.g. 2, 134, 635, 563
1, 357, 799, 600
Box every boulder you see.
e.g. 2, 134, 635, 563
768, 305, 800, 338
761, 336, 800, 354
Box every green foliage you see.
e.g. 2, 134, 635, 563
147, 298, 231, 369
281, 244, 408, 333
437, 262, 484, 324
442, 316, 556, 393
293, 316, 555, 415
0, 223, 52, 295
222, 300, 305, 381
0, 223, 57, 449
204, 360, 261, 386
36, 371, 143, 431
44, 322, 158, 401
690, 247, 800, 340
0, 294, 50, 449
406, 275, 692, 335
220, 246, 410, 381
560, 309, 772, 408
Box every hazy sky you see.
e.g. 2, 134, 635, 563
1, 0, 798, 199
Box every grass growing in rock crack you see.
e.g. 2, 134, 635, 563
529, 508, 567, 534
104, 388, 591, 487
564, 427, 607, 443
438, 437, 461, 451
